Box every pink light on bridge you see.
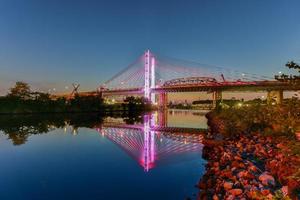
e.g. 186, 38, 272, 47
144, 50, 156, 104
95, 113, 204, 172
144, 50, 151, 101
151, 56, 156, 104
141, 114, 156, 172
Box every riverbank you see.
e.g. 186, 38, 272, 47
0, 95, 152, 114
198, 106, 300, 199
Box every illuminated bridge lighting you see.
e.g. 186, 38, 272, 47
96, 113, 205, 172
99, 50, 299, 107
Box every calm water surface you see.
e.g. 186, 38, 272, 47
0, 110, 208, 200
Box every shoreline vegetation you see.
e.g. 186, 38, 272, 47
0, 82, 151, 114
197, 62, 300, 200
199, 100, 300, 200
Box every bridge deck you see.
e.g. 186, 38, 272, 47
101, 81, 299, 95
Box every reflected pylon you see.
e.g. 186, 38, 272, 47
142, 114, 156, 172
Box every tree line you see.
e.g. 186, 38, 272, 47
275, 61, 300, 84
0, 82, 150, 114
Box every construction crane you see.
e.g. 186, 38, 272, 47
221, 74, 226, 82
69, 83, 80, 98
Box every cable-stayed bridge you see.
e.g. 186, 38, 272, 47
100, 50, 299, 107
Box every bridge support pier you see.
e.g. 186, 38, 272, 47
212, 90, 222, 109
158, 109, 168, 127
267, 90, 283, 105
158, 93, 168, 110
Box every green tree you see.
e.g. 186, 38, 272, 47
275, 61, 300, 84
8, 82, 31, 99
36, 92, 51, 102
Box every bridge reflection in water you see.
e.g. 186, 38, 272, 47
95, 111, 206, 172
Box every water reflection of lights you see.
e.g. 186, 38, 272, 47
96, 113, 205, 172
72, 129, 78, 135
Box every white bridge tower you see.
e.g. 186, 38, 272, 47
144, 50, 156, 104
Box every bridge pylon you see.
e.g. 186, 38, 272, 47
158, 92, 168, 110
212, 90, 222, 108
144, 50, 156, 104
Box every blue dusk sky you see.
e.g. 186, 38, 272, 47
0, 0, 300, 95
